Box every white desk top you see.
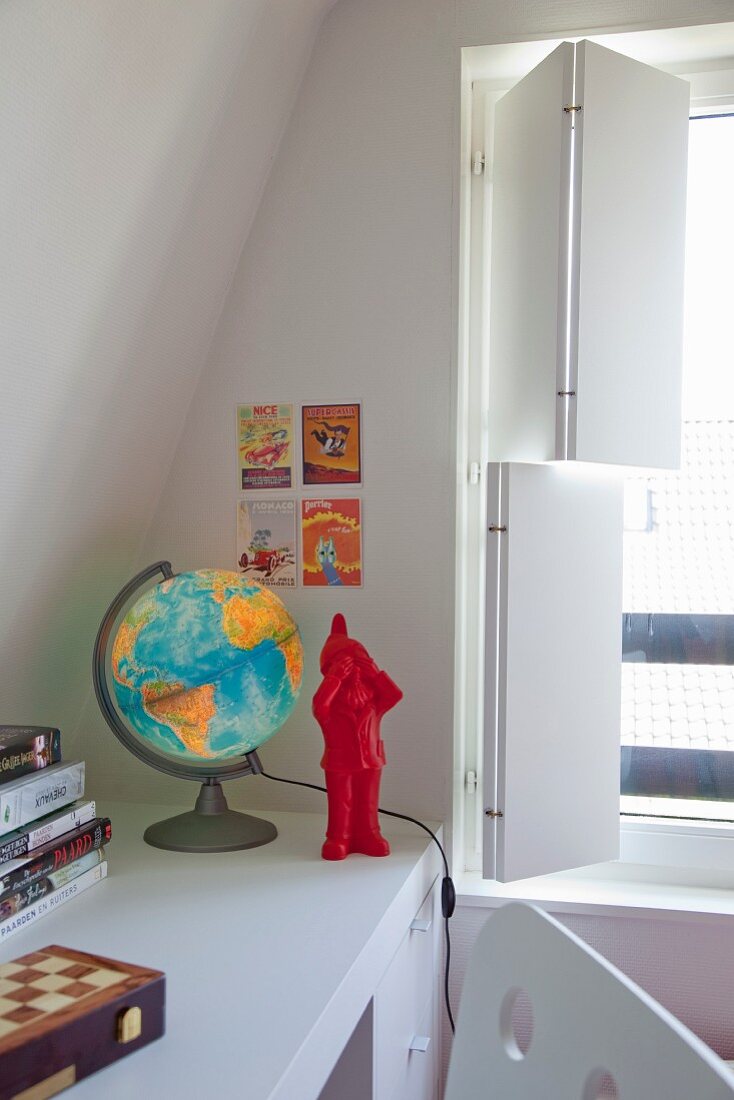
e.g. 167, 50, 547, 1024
0, 801, 439, 1100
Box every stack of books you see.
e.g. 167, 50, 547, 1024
0, 726, 109, 944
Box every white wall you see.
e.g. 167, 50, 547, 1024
91, 0, 459, 814
83, 0, 734, 819
0, 0, 334, 745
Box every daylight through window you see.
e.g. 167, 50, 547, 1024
621, 113, 734, 821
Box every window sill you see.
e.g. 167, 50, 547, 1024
457, 861, 734, 921
620, 814, 734, 872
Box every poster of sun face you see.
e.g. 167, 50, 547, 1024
237, 403, 293, 490
237, 499, 297, 587
301, 498, 362, 587
302, 404, 361, 486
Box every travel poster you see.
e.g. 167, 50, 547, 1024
237, 403, 293, 490
237, 499, 297, 588
301, 498, 362, 587
302, 404, 361, 485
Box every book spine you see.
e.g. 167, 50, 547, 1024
0, 800, 96, 866
0, 818, 111, 898
0, 729, 61, 786
0, 762, 85, 837
0, 726, 59, 750
0, 849, 105, 921
0, 725, 59, 739
0, 878, 53, 920
0, 861, 108, 944
47, 847, 105, 889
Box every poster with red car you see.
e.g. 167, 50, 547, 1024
237, 499, 297, 587
237, 403, 293, 490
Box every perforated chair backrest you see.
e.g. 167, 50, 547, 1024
445, 902, 734, 1100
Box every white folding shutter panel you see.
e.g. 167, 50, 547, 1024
487, 42, 573, 464
569, 40, 689, 467
483, 462, 502, 880
484, 462, 623, 882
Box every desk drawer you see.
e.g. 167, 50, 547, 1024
388, 996, 437, 1100
374, 887, 437, 1099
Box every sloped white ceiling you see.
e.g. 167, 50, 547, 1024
0, 0, 335, 737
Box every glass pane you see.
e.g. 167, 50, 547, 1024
621, 115, 734, 820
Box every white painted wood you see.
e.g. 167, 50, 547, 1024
374, 889, 436, 1099
487, 43, 573, 463
571, 40, 689, 467
486, 39, 688, 468
445, 902, 734, 1099
456, 858, 734, 921
0, 802, 440, 1100
318, 1003, 373, 1100
391, 998, 437, 1100
485, 463, 624, 882
482, 462, 502, 880
454, 74, 497, 878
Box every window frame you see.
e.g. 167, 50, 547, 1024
455, 40, 734, 880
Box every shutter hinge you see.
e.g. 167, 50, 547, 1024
488, 524, 506, 533
468, 461, 481, 485
485, 808, 503, 819
563, 103, 583, 113
465, 770, 478, 795
472, 150, 485, 175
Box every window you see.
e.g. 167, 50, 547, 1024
456, 26, 734, 882
622, 114, 734, 824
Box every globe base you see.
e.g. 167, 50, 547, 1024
143, 780, 277, 853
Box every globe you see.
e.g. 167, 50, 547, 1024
110, 568, 303, 765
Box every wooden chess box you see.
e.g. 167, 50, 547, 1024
0, 945, 165, 1099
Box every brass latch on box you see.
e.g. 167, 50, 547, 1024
116, 1006, 142, 1044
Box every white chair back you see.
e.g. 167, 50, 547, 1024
445, 902, 734, 1100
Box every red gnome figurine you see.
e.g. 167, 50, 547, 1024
313, 614, 403, 860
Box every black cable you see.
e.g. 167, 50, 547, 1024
258, 766, 456, 1033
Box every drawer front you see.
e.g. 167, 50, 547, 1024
388, 996, 437, 1100
374, 887, 437, 1099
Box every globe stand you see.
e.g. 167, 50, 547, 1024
93, 561, 282, 855
143, 778, 278, 854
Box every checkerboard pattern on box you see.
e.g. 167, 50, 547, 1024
0, 949, 122, 1038
0, 945, 165, 1099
